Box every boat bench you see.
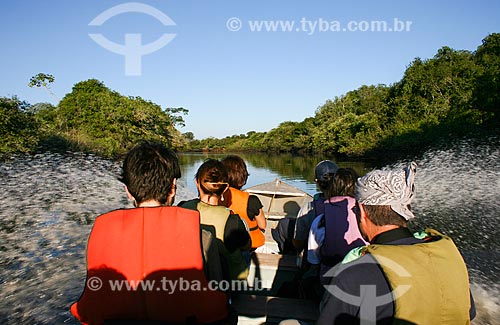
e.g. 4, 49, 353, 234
232, 294, 319, 324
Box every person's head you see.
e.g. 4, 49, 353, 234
121, 141, 180, 206
195, 159, 229, 201
221, 155, 249, 189
327, 168, 358, 198
354, 162, 417, 241
315, 160, 339, 193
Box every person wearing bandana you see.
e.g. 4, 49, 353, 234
317, 162, 476, 325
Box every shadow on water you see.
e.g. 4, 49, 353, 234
0, 135, 499, 324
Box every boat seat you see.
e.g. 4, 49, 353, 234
264, 211, 287, 220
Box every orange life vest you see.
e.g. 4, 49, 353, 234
226, 187, 265, 248
70, 206, 228, 325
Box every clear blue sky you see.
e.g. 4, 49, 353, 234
1, 0, 499, 139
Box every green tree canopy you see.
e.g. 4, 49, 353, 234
474, 33, 500, 124
0, 97, 40, 155
28, 73, 59, 101
51, 79, 184, 157
188, 33, 499, 158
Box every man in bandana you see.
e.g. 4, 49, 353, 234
317, 162, 476, 325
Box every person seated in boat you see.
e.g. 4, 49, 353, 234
317, 162, 476, 324
220, 155, 267, 250
179, 159, 251, 281
292, 160, 339, 255
71, 141, 233, 325
307, 168, 368, 285
272, 160, 338, 257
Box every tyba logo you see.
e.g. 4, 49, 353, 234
89, 2, 176, 76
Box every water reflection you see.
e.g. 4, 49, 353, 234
178, 152, 371, 196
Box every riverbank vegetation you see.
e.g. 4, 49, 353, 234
1, 33, 498, 160
1, 79, 188, 158
186, 33, 500, 159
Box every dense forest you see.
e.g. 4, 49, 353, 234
1, 33, 499, 160
187, 33, 500, 159
1, 79, 188, 158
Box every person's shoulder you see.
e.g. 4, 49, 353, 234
313, 192, 324, 201
248, 194, 262, 203
94, 208, 136, 222
177, 198, 199, 208
227, 212, 241, 221
247, 194, 263, 212
297, 200, 315, 218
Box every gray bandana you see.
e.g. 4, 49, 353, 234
356, 162, 417, 220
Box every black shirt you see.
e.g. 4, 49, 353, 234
247, 194, 263, 220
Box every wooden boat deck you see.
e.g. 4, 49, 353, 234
238, 251, 319, 324
236, 180, 318, 324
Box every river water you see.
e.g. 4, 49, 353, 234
0, 136, 498, 324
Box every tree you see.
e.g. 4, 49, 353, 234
474, 33, 500, 124
165, 107, 189, 128
52, 79, 184, 157
28, 73, 59, 101
0, 97, 40, 155
183, 132, 195, 141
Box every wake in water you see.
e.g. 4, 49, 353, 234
0, 152, 194, 324
391, 136, 500, 324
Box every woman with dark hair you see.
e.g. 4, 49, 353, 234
179, 159, 251, 280
221, 155, 266, 249
308, 168, 368, 283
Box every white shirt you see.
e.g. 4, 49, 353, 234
307, 214, 325, 265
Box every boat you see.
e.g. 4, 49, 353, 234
245, 178, 313, 220
236, 180, 317, 324
230, 180, 318, 324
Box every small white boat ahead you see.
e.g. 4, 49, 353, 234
245, 178, 313, 220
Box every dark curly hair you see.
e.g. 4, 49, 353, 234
120, 141, 180, 205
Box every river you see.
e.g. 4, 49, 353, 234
0, 136, 498, 324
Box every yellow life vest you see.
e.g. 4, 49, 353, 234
364, 229, 471, 325
182, 199, 249, 280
